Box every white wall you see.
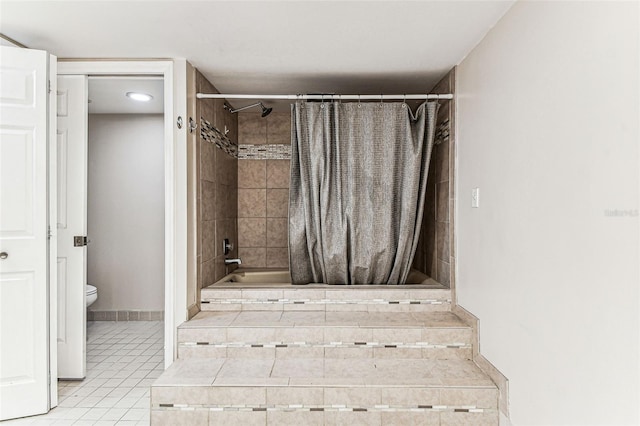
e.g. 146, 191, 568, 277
88, 114, 165, 311
456, 2, 639, 425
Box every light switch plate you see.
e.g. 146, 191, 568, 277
472, 188, 480, 208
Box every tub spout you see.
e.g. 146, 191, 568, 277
225, 258, 242, 265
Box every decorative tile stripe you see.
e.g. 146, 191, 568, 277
201, 118, 238, 157
202, 117, 447, 156
180, 341, 471, 350
200, 298, 450, 305
435, 118, 450, 145
238, 144, 291, 160
153, 403, 484, 413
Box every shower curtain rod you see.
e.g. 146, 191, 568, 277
196, 93, 453, 101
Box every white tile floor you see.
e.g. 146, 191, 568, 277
4, 321, 164, 426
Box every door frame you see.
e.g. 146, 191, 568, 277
57, 59, 188, 370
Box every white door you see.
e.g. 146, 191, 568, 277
56, 76, 87, 379
0, 46, 51, 420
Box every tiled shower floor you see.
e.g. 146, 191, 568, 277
4, 321, 164, 425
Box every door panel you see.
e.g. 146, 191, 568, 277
0, 128, 35, 236
0, 46, 50, 421
56, 75, 87, 379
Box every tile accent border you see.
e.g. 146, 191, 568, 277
435, 118, 450, 145
236, 129, 444, 158
180, 341, 471, 350
201, 118, 238, 157
88, 310, 164, 321
200, 118, 292, 161
452, 304, 510, 419
153, 403, 489, 414
238, 144, 291, 160
200, 297, 451, 306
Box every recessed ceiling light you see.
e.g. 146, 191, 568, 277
126, 92, 153, 102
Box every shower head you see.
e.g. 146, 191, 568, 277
260, 104, 273, 117
228, 101, 272, 117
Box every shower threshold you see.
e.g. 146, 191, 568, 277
209, 268, 447, 289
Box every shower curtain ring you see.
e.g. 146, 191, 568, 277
403, 94, 407, 107
358, 94, 361, 108
321, 94, 325, 109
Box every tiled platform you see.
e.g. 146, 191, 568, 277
152, 286, 498, 425
200, 286, 452, 312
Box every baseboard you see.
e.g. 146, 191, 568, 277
452, 304, 510, 419
88, 310, 164, 321
187, 303, 200, 320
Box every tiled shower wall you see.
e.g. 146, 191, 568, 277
412, 68, 456, 288
237, 112, 291, 268
196, 71, 239, 287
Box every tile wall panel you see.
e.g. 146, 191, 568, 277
266, 189, 289, 218
413, 68, 456, 288
237, 112, 291, 268
238, 113, 267, 145
196, 71, 239, 290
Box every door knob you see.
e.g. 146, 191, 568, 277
0, 252, 8, 260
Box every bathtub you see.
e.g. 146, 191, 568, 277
212, 268, 442, 287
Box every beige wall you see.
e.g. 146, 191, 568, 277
87, 114, 164, 311
456, 2, 639, 424
196, 71, 239, 288
237, 112, 291, 268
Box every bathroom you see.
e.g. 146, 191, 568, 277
0, 2, 638, 424
83, 77, 166, 414
85, 77, 165, 323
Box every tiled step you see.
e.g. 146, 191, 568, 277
157, 286, 499, 424
178, 311, 472, 360
200, 286, 452, 312
151, 358, 499, 425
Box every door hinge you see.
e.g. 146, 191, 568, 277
48, 80, 52, 94
73, 236, 89, 247
47, 226, 52, 240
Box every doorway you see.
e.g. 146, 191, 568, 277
56, 60, 185, 384
56, 75, 167, 384
86, 76, 165, 323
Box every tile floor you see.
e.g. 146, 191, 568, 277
4, 321, 164, 426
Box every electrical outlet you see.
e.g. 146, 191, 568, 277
472, 188, 480, 208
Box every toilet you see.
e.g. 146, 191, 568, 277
86, 285, 98, 307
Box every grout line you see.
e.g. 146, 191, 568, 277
28, 321, 164, 424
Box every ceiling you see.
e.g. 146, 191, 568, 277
88, 78, 164, 114
1, 1, 514, 110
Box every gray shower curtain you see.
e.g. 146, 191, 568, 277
289, 101, 438, 285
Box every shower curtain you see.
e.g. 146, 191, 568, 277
289, 101, 438, 285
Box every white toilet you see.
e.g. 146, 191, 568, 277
86, 285, 98, 307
